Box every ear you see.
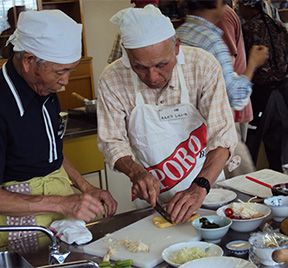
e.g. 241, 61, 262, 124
21, 53, 36, 73
175, 38, 181, 56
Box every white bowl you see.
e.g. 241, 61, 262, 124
249, 233, 288, 266
191, 215, 232, 243
179, 256, 257, 268
264, 195, 288, 222
216, 203, 271, 232
162, 241, 223, 267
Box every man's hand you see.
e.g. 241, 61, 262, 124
131, 170, 160, 207
59, 188, 117, 222
115, 155, 161, 207
166, 183, 207, 224
248, 45, 269, 69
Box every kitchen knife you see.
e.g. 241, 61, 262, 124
154, 201, 172, 223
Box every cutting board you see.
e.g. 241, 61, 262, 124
83, 213, 200, 268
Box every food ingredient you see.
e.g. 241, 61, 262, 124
224, 202, 264, 219
200, 217, 220, 228
99, 259, 133, 268
153, 213, 200, 228
118, 239, 150, 253
103, 245, 117, 262
169, 247, 207, 264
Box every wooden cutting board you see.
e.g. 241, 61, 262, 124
83, 213, 200, 268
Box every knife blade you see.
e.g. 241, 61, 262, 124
154, 201, 172, 223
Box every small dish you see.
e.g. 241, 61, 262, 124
191, 215, 232, 243
264, 195, 288, 222
202, 189, 237, 209
162, 241, 223, 267
178, 256, 257, 268
226, 240, 250, 255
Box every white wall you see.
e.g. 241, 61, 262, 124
82, 0, 131, 94
82, 1, 134, 214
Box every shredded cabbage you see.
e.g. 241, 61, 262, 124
169, 247, 207, 264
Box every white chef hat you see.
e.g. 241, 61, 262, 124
7, 10, 82, 64
110, 4, 175, 49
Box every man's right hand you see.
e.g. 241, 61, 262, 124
114, 155, 160, 207
131, 170, 160, 207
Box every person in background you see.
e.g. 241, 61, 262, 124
97, 5, 237, 224
107, 0, 159, 64
176, 0, 268, 112
239, 0, 288, 172
216, 4, 256, 177
0, 10, 117, 250
0, 5, 26, 58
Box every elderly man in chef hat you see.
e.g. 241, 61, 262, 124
97, 5, 237, 224
0, 10, 117, 251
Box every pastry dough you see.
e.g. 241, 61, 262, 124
153, 213, 200, 228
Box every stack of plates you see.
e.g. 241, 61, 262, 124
202, 189, 237, 209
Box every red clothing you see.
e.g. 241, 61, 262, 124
217, 5, 253, 123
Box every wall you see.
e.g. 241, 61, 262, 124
82, 0, 131, 95
82, 1, 134, 214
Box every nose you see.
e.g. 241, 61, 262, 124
59, 72, 70, 86
147, 67, 159, 84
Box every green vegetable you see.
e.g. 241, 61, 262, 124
99, 261, 111, 267
113, 259, 134, 267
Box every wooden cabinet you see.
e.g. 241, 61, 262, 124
0, 0, 95, 111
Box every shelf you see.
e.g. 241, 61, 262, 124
42, 0, 76, 4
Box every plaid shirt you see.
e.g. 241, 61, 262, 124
97, 46, 237, 169
176, 15, 252, 111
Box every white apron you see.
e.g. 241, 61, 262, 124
128, 64, 214, 207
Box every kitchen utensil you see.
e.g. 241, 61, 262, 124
83, 213, 200, 268
154, 200, 172, 223
249, 233, 288, 266
191, 215, 232, 243
216, 203, 271, 232
271, 183, 288, 196
245, 176, 272, 188
162, 241, 223, 267
72, 92, 96, 115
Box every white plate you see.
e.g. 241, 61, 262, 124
202, 189, 237, 209
162, 241, 223, 267
179, 256, 257, 268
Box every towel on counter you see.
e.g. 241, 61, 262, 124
50, 219, 92, 245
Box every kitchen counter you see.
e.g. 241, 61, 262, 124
64, 108, 97, 140
20, 190, 285, 268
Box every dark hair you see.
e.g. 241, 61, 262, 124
180, 0, 218, 11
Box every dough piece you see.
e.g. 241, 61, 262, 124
153, 213, 200, 228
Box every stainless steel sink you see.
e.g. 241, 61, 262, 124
0, 251, 34, 268
37, 260, 99, 268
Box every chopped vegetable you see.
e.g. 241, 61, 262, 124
118, 239, 149, 253
169, 247, 207, 264
200, 217, 220, 229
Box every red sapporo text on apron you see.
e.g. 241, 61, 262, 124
147, 123, 207, 193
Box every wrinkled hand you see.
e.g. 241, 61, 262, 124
131, 170, 160, 207
166, 184, 207, 224
248, 45, 269, 68
60, 188, 117, 222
